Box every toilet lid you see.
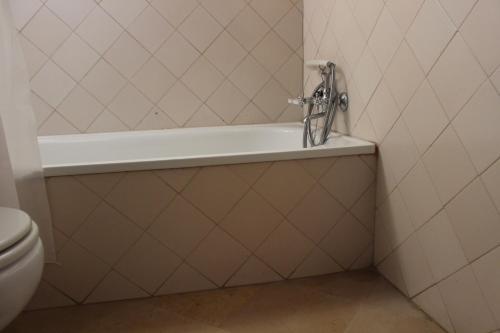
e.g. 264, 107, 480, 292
0, 207, 32, 253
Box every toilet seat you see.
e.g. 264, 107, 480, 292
0, 208, 44, 331
0, 208, 39, 270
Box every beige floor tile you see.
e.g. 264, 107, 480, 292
6, 271, 447, 333
155, 286, 259, 328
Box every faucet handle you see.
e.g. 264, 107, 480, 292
288, 97, 305, 106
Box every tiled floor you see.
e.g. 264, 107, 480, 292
5, 270, 446, 333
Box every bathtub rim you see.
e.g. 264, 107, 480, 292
39, 123, 376, 177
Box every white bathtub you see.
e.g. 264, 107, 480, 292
39, 123, 375, 177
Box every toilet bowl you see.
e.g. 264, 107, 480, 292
0, 207, 44, 330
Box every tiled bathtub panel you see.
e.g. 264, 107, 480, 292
30, 155, 376, 309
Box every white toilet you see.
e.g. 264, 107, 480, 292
0, 207, 44, 330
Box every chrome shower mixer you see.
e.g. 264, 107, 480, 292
289, 60, 348, 148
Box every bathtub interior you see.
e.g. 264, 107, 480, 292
30, 155, 376, 309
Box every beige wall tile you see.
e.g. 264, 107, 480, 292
472, 246, 500, 326
251, 0, 293, 27
75, 172, 124, 197
320, 213, 372, 269
182, 166, 249, 222
255, 161, 315, 215
52, 34, 99, 81
403, 80, 449, 154
460, 0, 500, 75
256, 222, 314, 277
482, 159, 500, 213
288, 185, 346, 243
199, 0, 246, 28
303, 1, 500, 332
365, 80, 400, 141
423, 126, 477, 204
376, 188, 415, 252
221, 190, 282, 251
437, 0, 477, 27
57, 86, 103, 132
85, 271, 148, 304
104, 33, 150, 79
412, 285, 455, 333
453, 80, 500, 173
446, 178, 500, 262
351, 184, 376, 232
178, 6, 223, 53
491, 67, 500, 94
439, 266, 497, 333
80, 60, 127, 105
226, 256, 281, 287
150, 0, 198, 28
38, 112, 79, 135
353, 0, 384, 39
386, 0, 424, 33
86, 110, 128, 133
368, 8, 404, 71
418, 211, 467, 281
156, 264, 216, 296
186, 106, 225, 128
100, 0, 147, 28
26, 281, 75, 311
353, 47, 382, 105
399, 162, 442, 228
320, 156, 374, 209
115, 233, 182, 294
15, 0, 304, 134
107, 84, 153, 128
131, 58, 176, 103
377, 251, 408, 295
44, 240, 109, 302
31, 61, 75, 108
291, 247, 343, 278
19, 35, 48, 79
379, 118, 419, 184
396, 233, 435, 297
428, 34, 486, 119
149, 196, 214, 258
181, 56, 224, 102
127, 6, 173, 53
187, 227, 250, 286
155, 168, 198, 192
73, 202, 142, 265
46, 176, 101, 236
76, 6, 122, 53
22, 7, 71, 55
227, 6, 268, 51
106, 171, 176, 228
406, 0, 456, 74
384, 41, 425, 110
9, 0, 43, 30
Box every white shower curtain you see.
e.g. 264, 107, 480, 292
0, 0, 55, 261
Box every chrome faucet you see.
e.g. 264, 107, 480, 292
289, 61, 348, 148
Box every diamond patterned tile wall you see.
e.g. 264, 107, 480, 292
29, 155, 375, 309
11, 0, 304, 135
303, 0, 500, 332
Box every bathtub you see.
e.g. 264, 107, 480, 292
33, 123, 377, 309
39, 123, 375, 177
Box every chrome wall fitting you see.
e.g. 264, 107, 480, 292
288, 60, 348, 148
